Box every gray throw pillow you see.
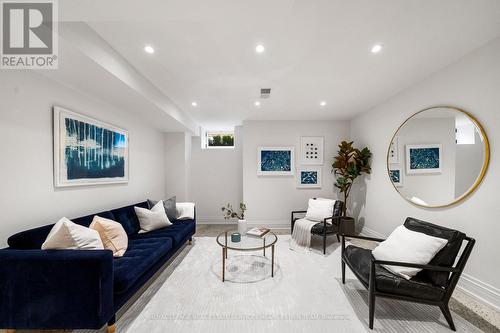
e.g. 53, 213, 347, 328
148, 196, 177, 222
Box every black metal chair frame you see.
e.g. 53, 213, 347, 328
341, 234, 475, 331
291, 202, 343, 254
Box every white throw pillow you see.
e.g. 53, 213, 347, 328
176, 202, 195, 220
372, 225, 448, 280
135, 200, 172, 233
42, 217, 104, 250
305, 198, 336, 222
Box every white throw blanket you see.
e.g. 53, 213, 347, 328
289, 218, 318, 252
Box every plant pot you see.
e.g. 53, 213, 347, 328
339, 217, 355, 235
237, 219, 247, 235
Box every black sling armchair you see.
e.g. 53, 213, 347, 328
341, 217, 475, 330
291, 200, 344, 254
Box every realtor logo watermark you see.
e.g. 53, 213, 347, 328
0, 0, 58, 69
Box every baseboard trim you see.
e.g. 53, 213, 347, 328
244, 219, 290, 231
360, 226, 500, 312
359, 226, 386, 239
457, 274, 500, 311
196, 217, 226, 224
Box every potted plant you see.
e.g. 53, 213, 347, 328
221, 202, 247, 234
332, 141, 371, 233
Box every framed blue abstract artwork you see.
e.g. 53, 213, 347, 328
297, 167, 322, 188
405, 144, 442, 174
53, 106, 129, 187
389, 166, 403, 187
257, 147, 294, 176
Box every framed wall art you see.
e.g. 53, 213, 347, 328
406, 144, 442, 174
388, 136, 399, 163
54, 106, 129, 187
257, 147, 295, 176
389, 166, 403, 187
300, 136, 324, 165
296, 167, 322, 188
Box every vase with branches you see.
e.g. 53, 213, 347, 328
221, 202, 247, 234
331, 141, 372, 216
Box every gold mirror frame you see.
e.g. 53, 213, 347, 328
387, 106, 490, 208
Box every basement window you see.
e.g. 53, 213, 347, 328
203, 131, 235, 149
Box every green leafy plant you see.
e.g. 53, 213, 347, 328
332, 141, 372, 216
211, 135, 222, 146
222, 135, 234, 146
221, 202, 246, 220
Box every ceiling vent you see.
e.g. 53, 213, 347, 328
260, 88, 271, 99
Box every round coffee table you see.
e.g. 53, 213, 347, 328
216, 231, 278, 282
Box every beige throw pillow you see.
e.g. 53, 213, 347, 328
42, 217, 104, 250
90, 216, 128, 257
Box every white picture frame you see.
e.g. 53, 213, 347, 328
405, 144, 442, 174
300, 136, 324, 165
54, 106, 129, 187
389, 166, 403, 187
257, 146, 295, 176
388, 136, 399, 164
296, 167, 322, 188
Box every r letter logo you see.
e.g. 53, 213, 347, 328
1, 0, 58, 69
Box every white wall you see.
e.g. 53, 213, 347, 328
164, 132, 191, 201
242, 120, 350, 228
455, 131, 484, 197
0, 71, 166, 247
189, 127, 243, 223
350, 37, 500, 308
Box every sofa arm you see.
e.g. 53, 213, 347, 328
0, 249, 114, 330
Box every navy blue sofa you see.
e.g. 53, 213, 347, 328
0, 200, 196, 331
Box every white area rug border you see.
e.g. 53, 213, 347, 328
360, 226, 500, 311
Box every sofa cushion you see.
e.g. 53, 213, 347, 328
113, 237, 173, 293
130, 220, 195, 248
111, 202, 149, 235
343, 245, 445, 302
148, 197, 177, 222
404, 217, 465, 287
7, 210, 115, 249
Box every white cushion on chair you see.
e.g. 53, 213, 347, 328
372, 225, 448, 280
305, 198, 336, 222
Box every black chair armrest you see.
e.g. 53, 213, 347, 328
292, 210, 307, 218
371, 258, 461, 273
342, 234, 386, 242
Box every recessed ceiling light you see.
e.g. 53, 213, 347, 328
320, 101, 327, 107
255, 44, 265, 53
371, 44, 383, 54
191, 101, 197, 107
144, 45, 155, 54
254, 101, 261, 107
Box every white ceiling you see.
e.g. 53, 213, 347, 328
62, 0, 500, 130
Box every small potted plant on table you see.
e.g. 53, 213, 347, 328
221, 202, 247, 235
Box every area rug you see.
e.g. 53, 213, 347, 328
120, 236, 481, 333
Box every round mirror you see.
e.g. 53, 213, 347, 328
387, 106, 489, 208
